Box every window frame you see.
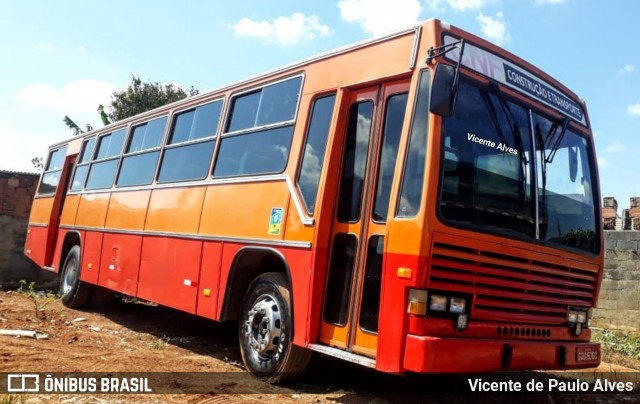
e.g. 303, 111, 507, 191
395, 69, 430, 218
336, 100, 375, 223
125, 116, 167, 155
222, 74, 304, 137
116, 115, 168, 188
435, 73, 600, 255
156, 98, 224, 184
69, 137, 97, 192
212, 74, 304, 179
371, 91, 409, 224
295, 92, 337, 215
84, 127, 127, 191
38, 146, 67, 195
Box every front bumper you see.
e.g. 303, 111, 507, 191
404, 334, 600, 372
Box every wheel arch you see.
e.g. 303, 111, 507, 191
59, 230, 82, 271
220, 246, 293, 322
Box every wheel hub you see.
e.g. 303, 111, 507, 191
243, 295, 282, 359
62, 257, 78, 295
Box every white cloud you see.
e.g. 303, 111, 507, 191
423, 0, 446, 12
605, 142, 627, 154
627, 103, 640, 115
619, 64, 636, 74
233, 13, 331, 46
424, 0, 488, 12
448, 0, 488, 12
14, 79, 117, 114
0, 126, 52, 173
37, 42, 57, 53
338, 0, 422, 37
476, 12, 510, 46
597, 157, 608, 168
534, 0, 568, 4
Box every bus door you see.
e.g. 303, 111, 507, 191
45, 155, 75, 267
319, 80, 410, 358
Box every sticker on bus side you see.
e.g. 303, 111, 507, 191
268, 208, 284, 235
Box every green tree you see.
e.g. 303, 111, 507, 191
107, 75, 199, 122
31, 157, 43, 171
62, 75, 199, 135
47, 75, 199, 169
62, 116, 92, 136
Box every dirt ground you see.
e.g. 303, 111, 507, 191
0, 289, 638, 403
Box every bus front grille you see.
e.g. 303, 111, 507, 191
428, 233, 599, 325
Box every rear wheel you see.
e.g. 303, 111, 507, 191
59, 245, 94, 308
238, 272, 311, 383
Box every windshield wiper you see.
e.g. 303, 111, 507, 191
537, 117, 569, 200
483, 82, 529, 207
544, 118, 569, 164
536, 117, 569, 232
479, 89, 509, 148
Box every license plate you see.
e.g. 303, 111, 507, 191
576, 346, 599, 363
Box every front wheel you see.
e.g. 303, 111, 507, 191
59, 245, 94, 308
238, 272, 311, 383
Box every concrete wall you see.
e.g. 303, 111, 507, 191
0, 171, 57, 289
592, 231, 640, 332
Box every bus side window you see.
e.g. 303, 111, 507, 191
214, 76, 303, 178
70, 138, 96, 192
117, 116, 166, 187
85, 128, 126, 190
38, 147, 67, 195
157, 100, 222, 183
397, 70, 430, 217
214, 126, 294, 177
226, 76, 302, 133
297, 94, 336, 215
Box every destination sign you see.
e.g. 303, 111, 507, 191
443, 34, 586, 125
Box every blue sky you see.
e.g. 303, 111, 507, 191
0, 0, 638, 211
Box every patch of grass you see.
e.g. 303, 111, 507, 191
593, 328, 640, 368
17, 280, 59, 320
0, 395, 26, 404
149, 336, 170, 350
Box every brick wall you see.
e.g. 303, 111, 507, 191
602, 197, 617, 230
0, 170, 57, 289
592, 231, 640, 332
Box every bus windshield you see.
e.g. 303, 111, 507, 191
439, 79, 598, 254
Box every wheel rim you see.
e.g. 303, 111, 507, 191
61, 256, 78, 295
243, 294, 282, 359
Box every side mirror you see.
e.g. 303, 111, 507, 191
568, 146, 578, 182
430, 63, 458, 117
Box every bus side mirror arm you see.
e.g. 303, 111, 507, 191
429, 39, 465, 117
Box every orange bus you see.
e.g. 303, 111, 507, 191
25, 19, 603, 380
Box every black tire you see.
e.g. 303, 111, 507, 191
59, 245, 94, 308
238, 272, 311, 383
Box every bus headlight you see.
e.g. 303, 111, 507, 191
407, 289, 428, 315
576, 311, 587, 324
429, 294, 448, 312
567, 306, 590, 325
407, 290, 470, 325
449, 297, 467, 314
